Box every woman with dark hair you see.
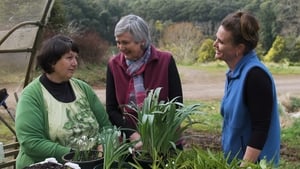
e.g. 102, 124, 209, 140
213, 11, 280, 167
15, 35, 111, 169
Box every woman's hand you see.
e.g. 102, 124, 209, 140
97, 144, 103, 157
129, 132, 143, 150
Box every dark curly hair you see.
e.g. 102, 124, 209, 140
37, 34, 79, 73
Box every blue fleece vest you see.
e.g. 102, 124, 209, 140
221, 50, 280, 166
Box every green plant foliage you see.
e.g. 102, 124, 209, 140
264, 36, 286, 62
73, 63, 106, 86
197, 38, 215, 63
68, 135, 99, 161
98, 126, 133, 169
47, 0, 67, 31
255, 42, 267, 60
128, 87, 201, 167
0, 112, 15, 143
285, 36, 300, 62
289, 97, 300, 112
282, 119, 300, 148
183, 99, 221, 133
258, 1, 279, 51
165, 146, 275, 169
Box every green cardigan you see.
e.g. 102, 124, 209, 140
15, 77, 111, 169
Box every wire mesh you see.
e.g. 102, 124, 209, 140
0, 0, 53, 145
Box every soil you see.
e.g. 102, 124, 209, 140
1, 66, 300, 163
23, 162, 68, 169
183, 130, 300, 162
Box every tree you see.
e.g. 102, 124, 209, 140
290, 38, 300, 62
274, 0, 300, 36
197, 38, 215, 63
72, 30, 109, 64
45, 0, 67, 34
263, 36, 286, 62
258, 1, 279, 51
285, 36, 300, 63
159, 22, 203, 64
60, 0, 125, 43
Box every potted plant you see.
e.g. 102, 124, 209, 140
62, 135, 103, 169
94, 125, 133, 169
128, 87, 200, 169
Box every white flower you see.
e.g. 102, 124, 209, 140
128, 147, 133, 154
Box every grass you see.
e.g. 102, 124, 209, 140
184, 99, 300, 168
190, 96, 300, 140
73, 63, 107, 87
0, 112, 16, 143
281, 119, 300, 147
265, 62, 300, 75
189, 61, 300, 75
184, 99, 222, 134
186, 98, 300, 146
182, 61, 227, 74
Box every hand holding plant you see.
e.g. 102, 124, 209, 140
129, 132, 143, 150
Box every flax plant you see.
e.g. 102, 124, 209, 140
98, 126, 133, 169
128, 87, 200, 167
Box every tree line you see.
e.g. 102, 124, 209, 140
44, 0, 300, 64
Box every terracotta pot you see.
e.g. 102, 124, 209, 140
62, 151, 103, 169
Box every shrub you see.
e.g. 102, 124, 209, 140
72, 30, 109, 64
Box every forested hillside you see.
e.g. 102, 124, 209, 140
8, 0, 299, 64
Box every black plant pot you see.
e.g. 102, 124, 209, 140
93, 161, 133, 169
125, 154, 153, 169
128, 152, 172, 169
62, 151, 103, 169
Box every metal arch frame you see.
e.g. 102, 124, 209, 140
0, 3, 55, 168
0, 0, 55, 88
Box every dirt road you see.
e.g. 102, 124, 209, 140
1, 66, 300, 111
178, 66, 300, 100
94, 66, 300, 102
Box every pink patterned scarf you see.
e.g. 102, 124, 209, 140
126, 46, 151, 108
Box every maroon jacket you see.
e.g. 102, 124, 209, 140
106, 45, 183, 137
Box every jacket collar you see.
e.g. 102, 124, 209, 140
226, 50, 257, 79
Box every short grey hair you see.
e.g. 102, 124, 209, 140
114, 14, 151, 48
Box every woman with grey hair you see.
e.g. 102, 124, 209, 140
106, 14, 183, 149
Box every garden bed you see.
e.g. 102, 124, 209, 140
184, 130, 300, 163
